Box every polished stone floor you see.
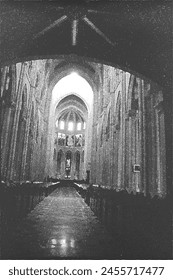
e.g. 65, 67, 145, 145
4, 186, 119, 259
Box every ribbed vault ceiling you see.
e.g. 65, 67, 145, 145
55, 94, 88, 120
57, 94, 87, 110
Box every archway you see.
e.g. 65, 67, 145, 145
46, 69, 95, 180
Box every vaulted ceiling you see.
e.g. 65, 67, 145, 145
55, 94, 88, 121
0, 0, 172, 88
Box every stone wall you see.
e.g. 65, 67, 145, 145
1, 60, 49, 182
90, 65, 166, 198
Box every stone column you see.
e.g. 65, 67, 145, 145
110, 91, 114, 187
137, 78, 143, 191
117, 73, 123, 188
121, 71, 126, 189
162, 86, 172, 197
20, 84, 34, 181
141, 79, 147, 194
7, 63, 26, 180
1, 108, 12, 179
150, 90, 157, 195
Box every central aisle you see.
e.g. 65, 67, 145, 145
6, 186, 118, 259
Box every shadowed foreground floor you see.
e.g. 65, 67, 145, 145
4, 186, 119, 259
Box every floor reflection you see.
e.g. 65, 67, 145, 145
48, 236, 77, 257
3, 186, 117, 259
